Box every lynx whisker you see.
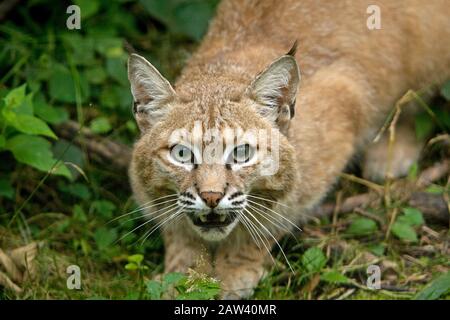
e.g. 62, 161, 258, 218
115, 204, 180, 244
139, 206, 186, 245
246, 199, 302, 232
241, 209, 277, 266
135, 193, 179, 209
107, 195, 178, 225
127, 197, 178, 216
247, 194, 291, 208
243, 208, 295, 274
126, 193, 178, 213
118, 202, 179, 225
246, 203, 297, 240
235, 211, 262, 249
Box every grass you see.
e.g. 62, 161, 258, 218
0, 0, 449, 300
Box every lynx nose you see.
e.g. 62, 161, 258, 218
200, 191, 224, 208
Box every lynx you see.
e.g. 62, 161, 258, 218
127, 0, 450, 299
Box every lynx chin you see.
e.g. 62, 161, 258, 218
127, 0, 450, 299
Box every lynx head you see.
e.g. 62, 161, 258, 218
127, 51, 300, 241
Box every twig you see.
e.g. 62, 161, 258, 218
336, 288, 355, 300
427, 134, 450, 147
354, 208, 384, 225
313, 161, 450, 225
416, 160, 449, 188
385, 207, 398, 241
331, 191, 343, 235
55, 121, 132, 171
339, 173, 384, 194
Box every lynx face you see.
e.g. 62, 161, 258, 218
128, 53, 300, 241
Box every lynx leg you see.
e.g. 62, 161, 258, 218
214, 241, 271, 299
163, 228, 212, 275
363, 121, 423, 182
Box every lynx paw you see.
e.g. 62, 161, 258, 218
217, 266, 267, 300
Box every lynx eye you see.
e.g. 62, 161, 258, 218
230, 144, 254, 164
170, 144, 194, 164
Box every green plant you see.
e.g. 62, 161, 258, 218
391, 207, 425, 243
414, 272, 450, 300
0, 85, 71, 182
145, 270, 221, 300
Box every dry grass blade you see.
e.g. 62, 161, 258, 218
0, 271, 22, 293
0, 249, 22, 283
416, 160, 449, 188
313, 160, 450, 224
9, 242, 39, 279
0, 242, 39, 294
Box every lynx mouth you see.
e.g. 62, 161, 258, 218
188, 211, 237, 229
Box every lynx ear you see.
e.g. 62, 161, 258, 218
128, 53, 176, 131
246, 55, 300, 134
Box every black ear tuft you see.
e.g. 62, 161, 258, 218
124, 40, 137, 54
286, 40, 298, 57
289, 98, 296, 119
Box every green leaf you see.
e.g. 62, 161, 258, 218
415, 113, 434, 140
407, 162, 419, 180
99, 85, 119, 109
391, 222, 418, 242
172, 1, 216, 41
59, 182, 91, 200
163, 272, 186, 286
367, 244, 386, 256
91, 200, 116, 219
34, 94, 68, 125
106, 58, 127, 85
11, 92, 34, 115
146, 280, 162, 300
95, 38, 124, 58
125, 263, 138, 271
90, 117, 112, 134
126, 120, 137, 134
414, 272, 450, 300
49, 64, 89, 103
52, 140, 85, 179
177, 283, 220, 300
94, 227, 117, 250
440, 80, 450, 101
301, 247, 327, 273
85, 66, 108, 84
5, 134, 71, 178
3, 110, 57, 139
399, 207, 425, 226
49, 66, 76, 103
114, 85, 133, 109
434, 108, 450, 130
127, 254, 144, 264
73, 204, 87, 222
425, 185, 445, 195
139, 0, 219, 41
62, 34, 96, 66
0, 178, 14, 199
74, 0, 101, 19
346, 217, 378, 236
320, 271, 349, 284
3, 84, 26, 109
